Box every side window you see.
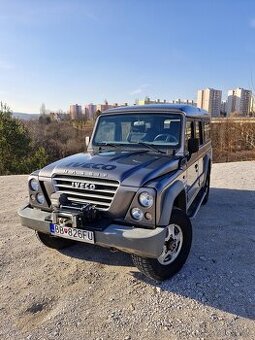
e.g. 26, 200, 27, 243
185, 120, 195, 151
204, 121, 211, 143
195, 120, 203, 145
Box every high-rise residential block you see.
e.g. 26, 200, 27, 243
249, 95, 255, 116
221, 101, 227, 116
86, 103, 97, 119
197, 88, 222, 116
226, 88, 252, 116
69, 104, 82, 120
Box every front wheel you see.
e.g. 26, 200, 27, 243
132, 209, 192, 281
36, 231, 75, 250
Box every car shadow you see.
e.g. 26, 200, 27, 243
61, 242, 133, 267
61, 187, 255, 319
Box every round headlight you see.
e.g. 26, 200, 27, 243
36, 193, 45, 205
30, 178, 39, 191
131, 208, 144, 221
139, 192, 153, 208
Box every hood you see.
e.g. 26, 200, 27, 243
39, 151, 180, 187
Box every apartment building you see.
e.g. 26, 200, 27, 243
69, 104, 82, 120
197, 88, 222, 116
96, 100, 113, 113
226, 88, 252, 116
85, 103, 97, 119
221, 100, 227, 115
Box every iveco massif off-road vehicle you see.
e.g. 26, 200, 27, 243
19, 104, 211, 281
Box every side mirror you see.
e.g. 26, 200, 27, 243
85, 136, 90, 147
188, 138, 199, 154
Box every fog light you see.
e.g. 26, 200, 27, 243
36, 193, 45, 204
30, 178, 39, 191
131, 208, 144, 221
145, 212, 152, 221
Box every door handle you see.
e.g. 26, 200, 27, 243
195, 164, 199, 172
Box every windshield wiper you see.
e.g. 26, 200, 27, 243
97, 142, 119, 148
97, 141, 166, 154
131, 142, 166, 154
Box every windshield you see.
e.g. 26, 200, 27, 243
92, 113, 182, 149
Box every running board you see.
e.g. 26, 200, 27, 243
188, 189, 207, 219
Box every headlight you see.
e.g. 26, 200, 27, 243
30, 178, 39, 191
139, 192, 153, 208
131, 208, 144, 221
36, 193, 45, 204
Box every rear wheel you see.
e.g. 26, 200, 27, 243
131, 209, 192, 281
36, 231, 75, 250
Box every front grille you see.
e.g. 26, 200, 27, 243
52, 175, 119, 210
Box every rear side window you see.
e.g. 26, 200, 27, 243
195, 120, 203, 145
204, 121, 211, 143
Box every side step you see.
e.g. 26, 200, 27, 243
187, 189, 207, 219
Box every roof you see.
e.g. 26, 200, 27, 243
103, 104, 210, 118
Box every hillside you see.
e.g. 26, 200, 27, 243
13, 112, 40, 120
0, 161, 254, 339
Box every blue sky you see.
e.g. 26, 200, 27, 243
1, 0, 255, 113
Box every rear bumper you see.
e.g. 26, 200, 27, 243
18, 204, 166, 258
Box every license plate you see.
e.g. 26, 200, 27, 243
50, 223, 95, 244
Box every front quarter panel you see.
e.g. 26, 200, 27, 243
155, 175, 186, 226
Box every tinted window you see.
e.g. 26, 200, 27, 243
185, 120, 195, 150
195, 120, 203, 145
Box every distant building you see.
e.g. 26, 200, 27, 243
172, 99, 197, 107
137, 97, 167, 105
249, 95, 255, 116
50, 111, 68, 121
96, 100, 113, 113
85, 103, 97, 119
226, 88, 252, 116
197, 88, 222, 116
221, 101, 227, 116
69, 104, 82, 120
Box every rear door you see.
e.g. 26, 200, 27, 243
185, 120, 200, 203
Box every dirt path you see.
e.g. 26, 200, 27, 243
0, 161, 254, 340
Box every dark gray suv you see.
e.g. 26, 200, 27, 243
19, 104, 211, 281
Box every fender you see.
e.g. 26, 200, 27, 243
157, 180, 186, 226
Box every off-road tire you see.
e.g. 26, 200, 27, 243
36, 231, 75, 250
131, 208, 192, 281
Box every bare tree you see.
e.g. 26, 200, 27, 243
40, 103, 46, 115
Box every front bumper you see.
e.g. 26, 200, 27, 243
18, 204, 166, 258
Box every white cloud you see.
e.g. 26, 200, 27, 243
130, 84, 150, 96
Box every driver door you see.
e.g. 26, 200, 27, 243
185, 120, 200, 204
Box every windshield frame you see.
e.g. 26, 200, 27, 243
91, 112, 183, 152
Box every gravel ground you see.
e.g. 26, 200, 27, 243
0, 161, 254, 340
